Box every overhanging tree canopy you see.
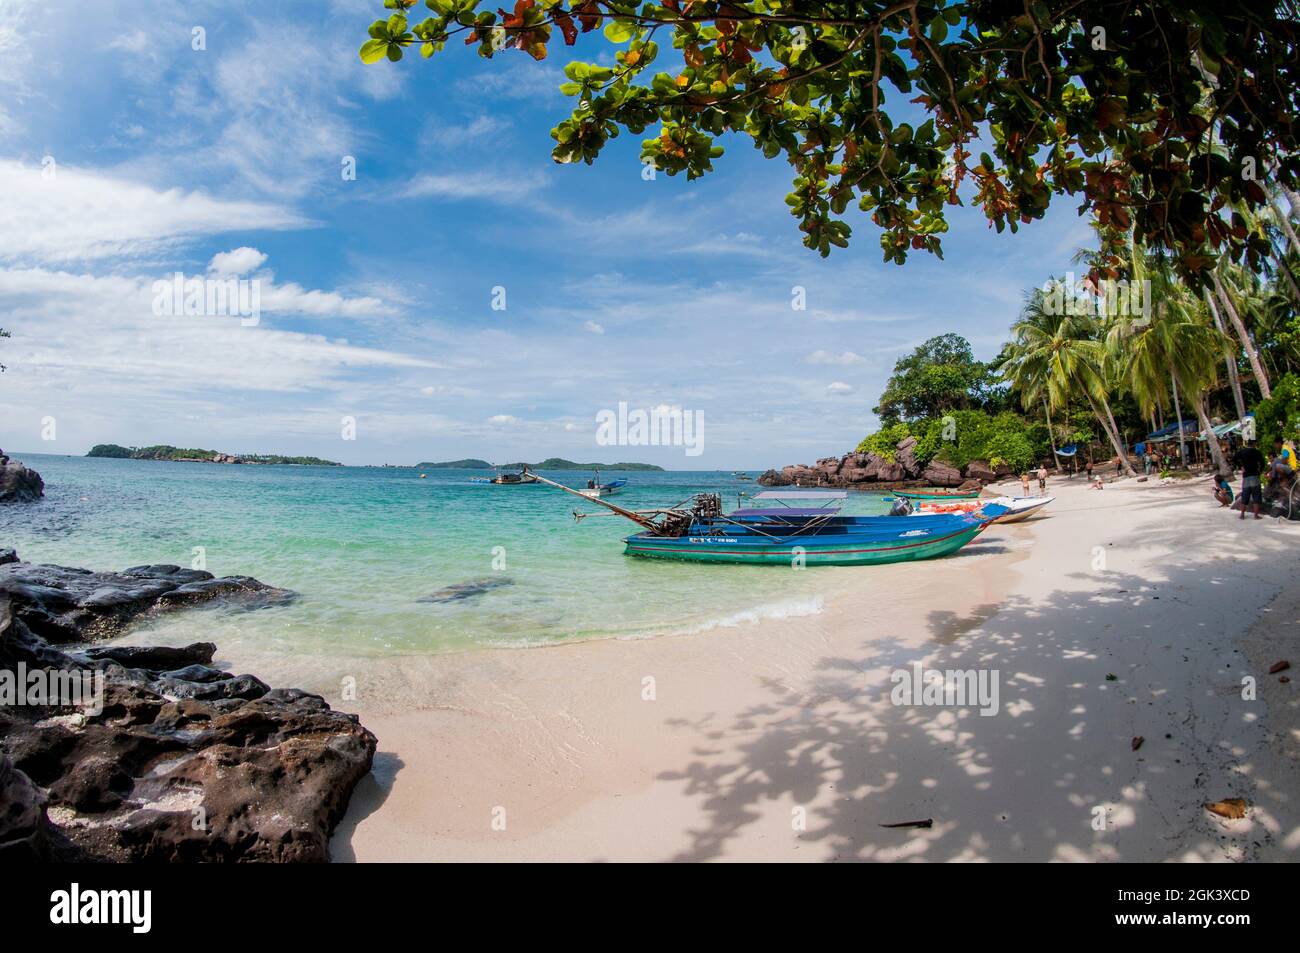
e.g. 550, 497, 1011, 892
360, 1, 1299, 280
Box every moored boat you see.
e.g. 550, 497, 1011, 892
577, 470, 627, 498
530, 481, 999, 567
913, 495, 1053, 523
489, 466, 540, 485
895, 487, 982, 501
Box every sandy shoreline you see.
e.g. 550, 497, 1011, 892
318, 475, 1299, 861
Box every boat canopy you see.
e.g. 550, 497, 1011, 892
730, 507, 841, 517
753, 490, 848, 500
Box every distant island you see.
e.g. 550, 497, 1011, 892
416, 457, 666, 471
415, 459, 493, 469
87, 444, 342, 467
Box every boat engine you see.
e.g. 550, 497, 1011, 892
889, 497, 914, 516
691, 494, 723, 520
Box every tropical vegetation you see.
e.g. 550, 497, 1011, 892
86, 445, 343, 466
360, 2, 1300, 279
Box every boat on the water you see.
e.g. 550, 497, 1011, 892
895, 487, 982, 501
912, 495, 1053, 524
578, 470, 627, 498
489, 466, 540, 486
531, 480, 1001, 566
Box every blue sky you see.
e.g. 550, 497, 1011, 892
0, 0, 1094, 468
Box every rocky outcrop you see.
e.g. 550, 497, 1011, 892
0, 752, 50, 860
0, 448, 43, 503
922, 460, 963, 487
895, 437, 920, 478
0, 555, 376, 862
1, 561, 295, 644
758, 437, 1007, 490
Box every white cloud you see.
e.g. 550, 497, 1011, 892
106, 29, 149, 53
258, 280, 395, 318
583, 320, 604, 334
420, 115, 509, 150
208, 247, 269, 277
826, 382, 854, 395
487, 414, 520, 426
402, 169, 548, 203
0, 266, 425, 397
807, 349, 866, 365
207, 25, 400, 197
0, 161, 306, 265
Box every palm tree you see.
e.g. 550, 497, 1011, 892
1105, 265, 1232, 475
1212, 265, 1272, 398
1001, 285, 1138, 476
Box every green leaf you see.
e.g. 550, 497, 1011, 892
603, 20, 637, 44
359, 38, 389, 64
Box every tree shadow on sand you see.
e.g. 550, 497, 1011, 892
655, 523, 1300, 862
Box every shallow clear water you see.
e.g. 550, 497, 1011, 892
2, 455, 892, 659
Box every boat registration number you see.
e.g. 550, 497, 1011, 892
688, 537, 737, 543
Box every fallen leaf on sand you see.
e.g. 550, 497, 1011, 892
1204, 798, 1248, 820
879, 819, 933, 829
1269, 660, 1291, 675
1131, 736, 1144, 751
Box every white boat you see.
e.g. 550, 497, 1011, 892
577, 470, 627, 498
911, 495, 1053, 523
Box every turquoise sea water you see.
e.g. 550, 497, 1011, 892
2, 455, 893, 659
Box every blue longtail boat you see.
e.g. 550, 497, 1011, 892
530, 480, 1000, 567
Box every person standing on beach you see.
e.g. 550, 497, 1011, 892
1232, 440, 1266, 520
1036, 465, 1047, 495
1020, 472, 1030, 496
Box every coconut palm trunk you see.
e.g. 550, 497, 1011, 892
1211, 270, 1271, 399
1170, 366, 1186, 465
1204, 289, 1246, 418
1087, 394, 1137, 476
1195, 397, 1228, 475
1042, 396, 1058, 457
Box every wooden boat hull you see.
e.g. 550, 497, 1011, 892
624, 521, 987, 566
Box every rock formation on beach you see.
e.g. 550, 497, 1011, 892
0, 557, 376, 862
0, 449, 43, 503
757, 435, 1000, 490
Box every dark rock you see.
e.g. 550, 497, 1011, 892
964, 459, 997, 483
418, 577, 512, 604
0, 752, 50, 860
756, 468, 791, 487
877, 462, 905, 482
895, 437, 920, 477
0, 564, 375, 863
0, 548, 18, 567
922, 460, 963, 487
0, 560, 296, 643
82, 642, 217, 670
0, 449, 44, 503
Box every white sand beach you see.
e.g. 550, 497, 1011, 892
328, 476, 1300, 862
